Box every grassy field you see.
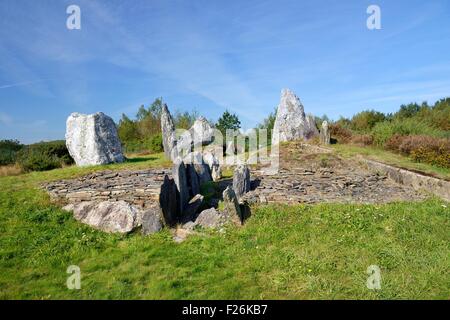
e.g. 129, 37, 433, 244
332, 144, 450, 180
0, 153, 449, 299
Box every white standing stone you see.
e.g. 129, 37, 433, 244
66, 112, 125, 166
272, 89, 319, 145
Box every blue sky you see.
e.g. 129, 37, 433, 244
0, 0, 449, 143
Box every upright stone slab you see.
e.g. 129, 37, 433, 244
320, 121, 331, 145
159, 175, 179, 226
272, 89, 319, 145
203, 151, 222, 181
233, 164, 250, 200
222, 186, 242, 225
173, 158, 190, 214
161, 103, 178, 161
65, 112, 125, 166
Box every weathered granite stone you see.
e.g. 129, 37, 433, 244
141, 207, 163, 235
233, 164, 251, 200
194, 208, 223, 228
181, 194, 204, 223
65, 112, 125, 166
204, 151, 222, 181
161, 103, 178, 161
222, 186, 242, 225
65, 200, 140, 233
320, 121, 331, 145
184, 151, 212, 184
272, 89, 319, 145
191, 116, 215, 146
173, 158, 189, 213
159, 175, 178, 226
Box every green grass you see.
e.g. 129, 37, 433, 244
331, 144, 450, 180
0, 154, 449, 299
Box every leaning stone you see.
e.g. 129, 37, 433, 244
141, 207, 163, 235
233, 164, 251, 200
65, 112, 125, 166
70, 200, 139, 233
222, 186, 242, 225
272, 89, 319, 145
159, 175, 179, 226
181, 194, 204, 223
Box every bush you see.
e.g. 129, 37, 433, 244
385, 135, 450, 168
329, 123, 353, 143
0, 140, 23, 165
149, 134, 163, 153
350, 110, 386, 132
350, 134, 373, 146
17, 140, 74, 172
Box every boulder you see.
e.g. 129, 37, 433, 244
65, 112, 125, 166
233, 165, 251, 200
141, 207, 163, 235
159, 175, 179, 226
194, 208, 223, 228
65, 200, 140, 233
191, 116, 215, 146
172, 158, 190, 214
320, 121, 331, 145
161, 103, 178, 161
222, 186, 242, 225
272, 89, 319, 145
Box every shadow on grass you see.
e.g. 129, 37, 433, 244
125, 156, 158, 163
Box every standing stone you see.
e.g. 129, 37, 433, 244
66, 200, 139, 233
141, 207, 163, 235
320, 121, 331, 145
191, 116, 215, 146
272, 89, 319, 145
159, 175, 178, 226
65, 112, 125, 166
172, 158, 189, 214
222, 186, 242, 225
233, 165, 251, 200
161, 103, 178, 161
185, 151, 212, 184
186, 164, 201, 198
203, 151, 222, 181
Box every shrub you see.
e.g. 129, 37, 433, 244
17, 140, 74, 172
350, 134, 373, 146
385, 135, 450, 168
149, 133, 163, 153
0, 139, 23, 165
329, 123, 353, 143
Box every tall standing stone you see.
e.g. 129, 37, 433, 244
65, 112, 125, 166
320, 121, 331, 145
161, 103, 178, 161
172, 158, 189, 214
272, 89, 319, 145
233, 165, 250, 200
159, 175, 178, 226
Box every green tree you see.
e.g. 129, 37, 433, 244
216, 110, 241, 136
350, 110, 386, 132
